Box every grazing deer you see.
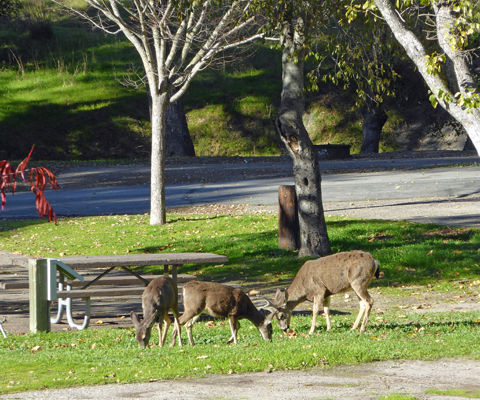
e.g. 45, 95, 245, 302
131, 276, 182, 348
273, 250, 380, 334
170, 281, 277, 346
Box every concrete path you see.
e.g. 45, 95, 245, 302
3, 359, 480, 399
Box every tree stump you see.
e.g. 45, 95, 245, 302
278, 185, 300, 250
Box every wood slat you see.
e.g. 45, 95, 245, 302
57, 287, 147, 299
56, 283, 241, 299
1, 274, 197, 290
52, 253, 228, 269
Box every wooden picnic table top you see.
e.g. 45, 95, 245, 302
5, 252, 228, 270
54, 253, 228, 270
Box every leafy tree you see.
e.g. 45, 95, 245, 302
1, 146, 59, 223
310, 8, 401, 153
372, 0, 480, 155
52, 0, 266, 225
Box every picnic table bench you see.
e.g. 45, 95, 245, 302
1, 253, 228, 333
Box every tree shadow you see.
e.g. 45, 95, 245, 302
0, 93, 150, 160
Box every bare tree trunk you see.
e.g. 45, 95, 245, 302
147, 90, 195, 157
150, 92, 169, 225
166, 99, 195, 157
361, 100, 387, 154
275, 18, 331, 257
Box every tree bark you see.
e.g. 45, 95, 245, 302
148, 90, 195, 157
360, 101, 387, 154
275, 17, 331, 258
165, 99, 195, 157
374, 0, 480, 156
150, 91, 169, 225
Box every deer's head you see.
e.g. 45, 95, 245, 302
257, 310, 277, 342
272, 288, 291, 332
131, 311, 154, 348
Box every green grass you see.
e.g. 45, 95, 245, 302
2, 214, 479, 286
0, 1, 408, 161
425, 389, 480, 398
1, 214, 480, 393
1, 309, 479, 394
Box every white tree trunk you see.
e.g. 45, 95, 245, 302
150, 92, 169, 225
374, 0, 480, 155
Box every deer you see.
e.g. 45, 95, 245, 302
169, 281, 277, 346
131, 276, 182, 349
272, 250, 380, 335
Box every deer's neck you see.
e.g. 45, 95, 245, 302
245, 307, 264, 327
286, 285, 307, 310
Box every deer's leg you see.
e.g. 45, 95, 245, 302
359, 292, 374, 333
323, 296, 332, 331
175, 308, 203, 346
227, 316, 238, 344
182, 315, 201, 346
170, 306, 182, 347
351, 284, 374, 332
309, 294, 325, 335
157, 316, 164, 347
352, 301, 365, 331
169, 325, 178, 347
160, 313, 172, 347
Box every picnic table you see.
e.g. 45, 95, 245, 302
2, 253, 228, 333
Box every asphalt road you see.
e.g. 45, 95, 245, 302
1, 156, 479, 222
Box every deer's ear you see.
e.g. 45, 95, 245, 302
131, 311, 141, 327
265, 310, 277, 323
274, 288, 287, 306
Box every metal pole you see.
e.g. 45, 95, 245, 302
0, 316, 7, 338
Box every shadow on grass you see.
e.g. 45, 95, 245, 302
0, 93, 150, 161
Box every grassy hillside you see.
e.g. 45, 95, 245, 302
1, 1, 410, 161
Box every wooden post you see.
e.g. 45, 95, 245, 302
29, 258, 51, 333
278, 185, 300, 250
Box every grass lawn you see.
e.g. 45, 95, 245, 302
0, 213, 480, 394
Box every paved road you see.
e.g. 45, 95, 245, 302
1, 156, 479, 221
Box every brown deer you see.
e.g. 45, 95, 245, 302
273, 250, 380, 334
170, 281, 277, 346
131, 276, 182, 348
